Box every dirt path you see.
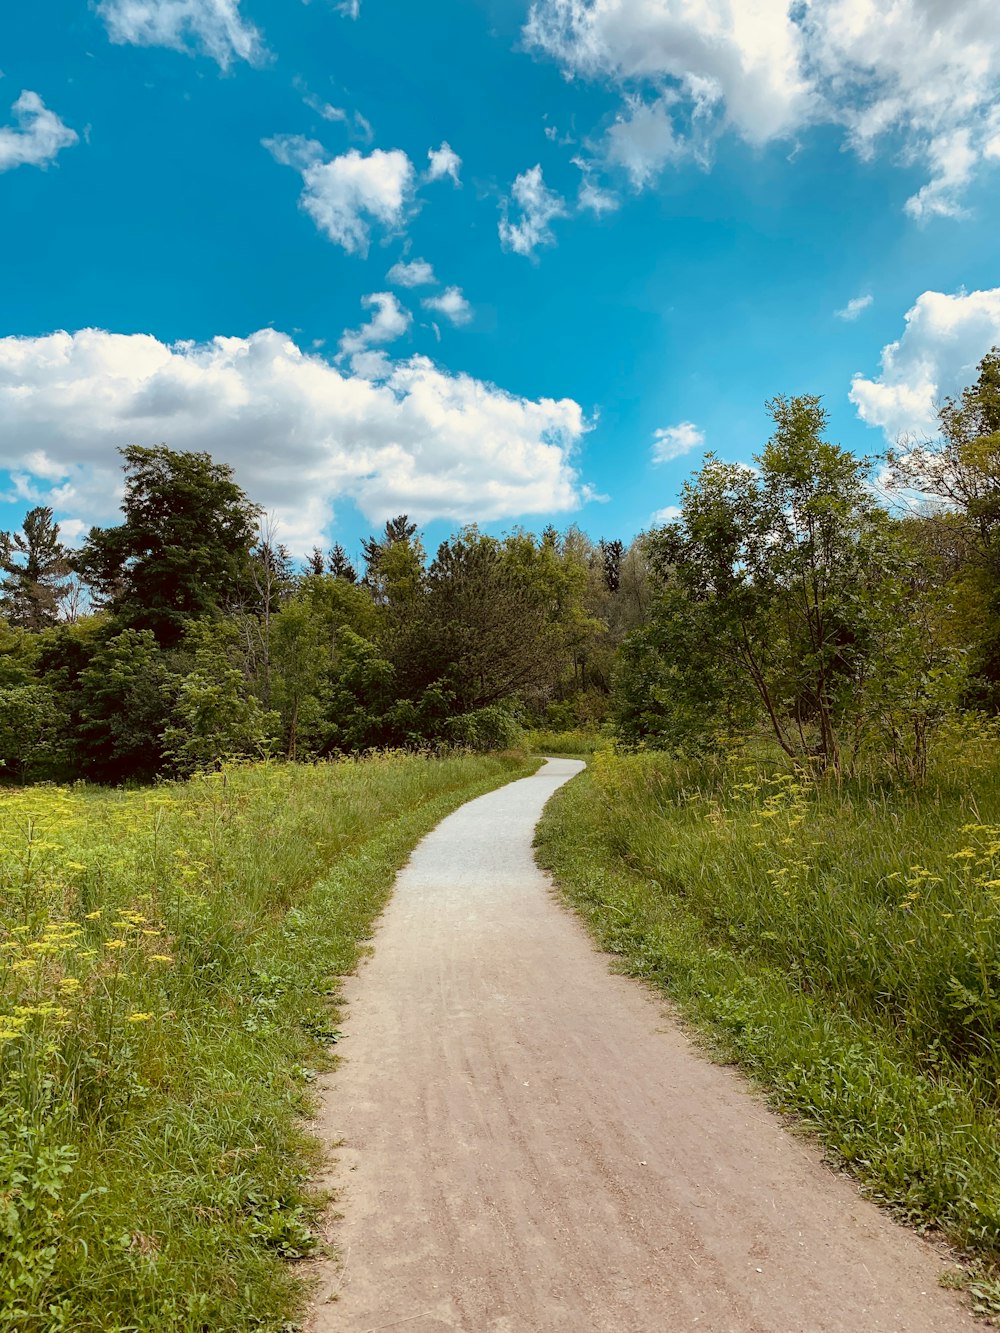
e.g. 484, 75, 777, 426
307, 758, 976, 1332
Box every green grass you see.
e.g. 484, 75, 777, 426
535, 740, 1000, 1274
521, 727, 606, 757
0, 751, 535, 1332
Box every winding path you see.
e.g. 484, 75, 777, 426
308, 758, 976, 1332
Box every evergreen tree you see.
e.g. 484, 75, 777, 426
327, 543, 358, 582
0, 507, 71, 630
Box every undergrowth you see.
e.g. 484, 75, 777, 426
0, 750, 533, 1331
535, 730, 1000, 1284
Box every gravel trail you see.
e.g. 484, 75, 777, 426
308, 758, 976, 1332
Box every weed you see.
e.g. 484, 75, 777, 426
0, 751, 534, 1330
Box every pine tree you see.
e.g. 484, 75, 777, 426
328, 543, 358, 582
0, 507, 71, 630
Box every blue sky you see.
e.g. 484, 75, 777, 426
1, 0, 999, 562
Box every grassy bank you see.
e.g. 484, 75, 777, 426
535, 739, 1000, 1293
0, 751, 534, 1332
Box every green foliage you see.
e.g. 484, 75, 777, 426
0, 509, 71, 632
446, 702, 524, 752
77, 446, 261, 647
0, 752, 535, 1330
0, 686, 67, 784
76, 629, 173, 785
627, 396, 962, 775
537, 744, 1000, 1261
162, 623, 279, 775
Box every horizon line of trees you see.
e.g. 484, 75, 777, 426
0, 444, 648, 783
2, 345, 999, 785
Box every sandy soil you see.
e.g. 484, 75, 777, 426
307, 758, 977, 1332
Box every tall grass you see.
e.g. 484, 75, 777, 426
521, 727, 606, 756
0, 751, 533, 1331
535, 729, 1000, 1277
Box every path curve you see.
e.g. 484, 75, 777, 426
308, 758, 976, 1332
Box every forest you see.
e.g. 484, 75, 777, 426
2, 348, 999, 785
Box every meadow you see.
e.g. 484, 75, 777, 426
0, 751, 534, 1332
536, 728, 1000, 1312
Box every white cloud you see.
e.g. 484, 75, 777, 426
652, 504, 682, 523
849, 287, 1000, 440
337, 0, 360, 17
387, 258, 436, 287
835, 293, 874, 321
499, 164, 568, 257
264, 140, 415, 255
426, 141, 461, 185
0, 92, 78, 172
0, 328, 590, 553
301, 93, 373, 144
606, 94, 686, 186
572, 155, 619, 213
98, 0, 265, 68
422, 286, 472, 326
338, 291, 411, 369
651, 421, 705, 463
525, 0, 1000, 217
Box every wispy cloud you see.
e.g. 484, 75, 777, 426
836, 293, 874, 321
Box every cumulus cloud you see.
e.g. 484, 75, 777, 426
525, 0, 1000, 217
849, 287, 1000, 440
835, 293, 874, 322
0, 328, 590, 553
652, 504, 682, 523
264, 139, 415, 255
422, 286, 472, 326
426, 141, 461, 185
499, 165, 568, 257
605, 94, 687, 186
651, 421, 705, 463
338, 291, 411, 369
0, 91, 78, 172
387, 258, 436, 287
98, 0, 265, 68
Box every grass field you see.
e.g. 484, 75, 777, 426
535, 734, 1000, 1309
521, 727, 606, 757
0, 751, 535, 1332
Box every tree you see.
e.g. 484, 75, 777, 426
0, 685, 68, 783
0, 507, 71, 631
271, 575, 381, 757
362, 516, 422, 604
161, 623, 278, 775
889, 349, 1000, 707
327, 544, 358, 582
393, 528, 557, 712
76, 446, 261, 646
75, 629, 174, 784
626, 396, 948, 771
599, 538, 624, 593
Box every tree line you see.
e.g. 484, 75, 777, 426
2, 347, 998, 785
0, 446, 648, 782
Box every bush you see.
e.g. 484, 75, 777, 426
446, 703, 523, 752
